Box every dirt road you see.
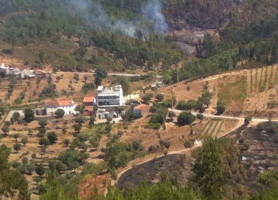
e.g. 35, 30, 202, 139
169, 108, 278, 122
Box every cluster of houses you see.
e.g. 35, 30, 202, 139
35, 85, 126, 120
0, 63, 50, 79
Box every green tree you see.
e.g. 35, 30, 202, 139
38, 119, 48, 127
192, 137, 246, 199
21, 136, 28, 146
47, 132, 58, 144
216, 102, 226, 115
197, 114, 204, 123
55, 109, 65, 118
73, 124, 82, 133
39, 138, 50, 146
13, 143, 21, 153
21, 157, 28, 165
89, 116, 95, 126
155, 93, 164, 102
24, 108, 34, 123
1, 124, 10, 135
202, 33, 216, 57
177, 112, 196, 126
13, 133, 19, 142
11, 112, 20, 123
63, 139, 70, 147
35, 165, 45, 177
75, 116, 85, 124
94, 68, 107, 86
0, 145, 29, 200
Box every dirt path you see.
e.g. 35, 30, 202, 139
108, 73, 162, 79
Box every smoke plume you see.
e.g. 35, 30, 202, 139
66, 0, 169, 37
142, 0, 169, 33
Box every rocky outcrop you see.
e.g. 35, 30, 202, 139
169, 29, 219, 55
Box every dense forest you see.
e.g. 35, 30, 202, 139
1, 0, 278, 74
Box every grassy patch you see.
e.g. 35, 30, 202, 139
0, 38, 74, 66
218, 76, 247, 106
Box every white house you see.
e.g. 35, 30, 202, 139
0, 63, 9, 76
21, 69, 35, 79
97, 85, 124, 108
45, 99, 78, 116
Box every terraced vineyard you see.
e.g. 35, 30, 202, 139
247, 65, 278, 95
199, 119, 224, 139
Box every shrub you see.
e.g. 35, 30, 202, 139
147, 123, 161, 130
26, 164, 35, 175
58, 149, 89, 170
176, 100, 196, 110
142, 93, 153, 103
13, 143, 21, 153
155, 94, 164, 102
216, 102, 226, 115
35, 165, 45, 177
82, 83, 95, 94
39, 138, 50, 146
184, 140, 194, 148
244, 117, 252, 125
197, 114, 204, 122
39, 84, 57, 99
21, 136, 28, 146
21, 157, 28, 165
267, 101, 277, 109
12, 161, 21, 168
149, 114, 165, 125
75, 116, 85, 124
63, 139, 70, 147
38, 119, 47, 127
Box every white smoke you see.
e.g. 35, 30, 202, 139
142, 0, 169, 33
65, 0, 168, 37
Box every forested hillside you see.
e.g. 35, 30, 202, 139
1, 0, 278, 73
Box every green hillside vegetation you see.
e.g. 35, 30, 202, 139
169, 14, 278, 83
0, 0, 183, 71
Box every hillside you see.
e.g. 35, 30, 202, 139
1, 1, 278, 200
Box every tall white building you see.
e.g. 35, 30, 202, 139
97, 85, 124, 108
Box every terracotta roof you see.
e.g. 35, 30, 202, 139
134, 104, 149, 110
46, 100, 73, 107
83, 96, 95, 103
45, 101, 59, 107
58, 100, 73, 106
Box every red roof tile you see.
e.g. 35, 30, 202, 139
83, 96, 95, 103
58, 100, 73, 106
134, 104, 149, 110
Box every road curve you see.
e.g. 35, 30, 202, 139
111, 108, 275, 188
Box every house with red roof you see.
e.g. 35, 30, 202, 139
45, 99, 78, 116
134, 104, 149, 118
82, 96, 96, 116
